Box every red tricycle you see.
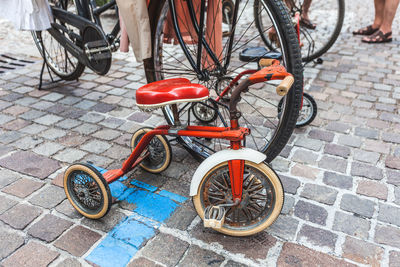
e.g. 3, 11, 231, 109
63, 59, 293, 236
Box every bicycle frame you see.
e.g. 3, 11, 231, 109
103, 121, 249, 201
73, 0, 120, 46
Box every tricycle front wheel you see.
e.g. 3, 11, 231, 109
192, 161, 284, 236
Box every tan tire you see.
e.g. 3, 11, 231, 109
130, 127, 172, 174
193, 161, 284, 236
64, 163, 111, 219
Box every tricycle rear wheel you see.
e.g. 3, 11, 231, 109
130, 128, 172, 174
64, 163, 111, 219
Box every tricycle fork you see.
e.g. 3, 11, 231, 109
228, 159, 245, 202
227, 140, 245, 203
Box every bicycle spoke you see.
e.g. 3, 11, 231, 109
247, 91, 278, 108
238, 105, 260, 151
241, 96, 278, 128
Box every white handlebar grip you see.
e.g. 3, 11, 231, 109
276, 76, 294, 96
259, 58, 275, 67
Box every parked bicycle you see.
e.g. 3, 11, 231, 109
31, 0, 304, 163
143, 0, 303, 162
31, 0, 120, 80
254, 0, 345, 63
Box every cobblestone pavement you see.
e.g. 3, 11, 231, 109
1, 0, 400, 266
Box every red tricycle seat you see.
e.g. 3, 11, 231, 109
136, 78, 209, 109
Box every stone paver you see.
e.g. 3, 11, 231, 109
128, 257, 162, 267
56, 258, 83, 267
294, 200, 328, 225
390, 251, 400, 267
333, 212, 370, 239
140, 233, 189, 267
342, 236, 384, 267
28, 185, 66, 208
0, 203, 42, 230
300, 184, 338, 205
297, 224, 338, 250
0, 151, 60, 179
0, 195, 18, 214
54, 226, 101, 257
0, 231, 24, 260
323, 171, 353, 189
178, 245, 225, 267
375, 225, 400, 248
2, 178, 44, 198
378, 203, 400, 227
277, 243, 356, 267
28, 214, 73, 242
190, 224, 277, 261
340, 194, 375, 218
357, 180, 388, 200
2, 242, 59, 267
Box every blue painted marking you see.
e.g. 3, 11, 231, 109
86, 235, 138, 267
125, 189, 179, 222
110, 217, 156, 248
123, 212, 161, 229
131, 179, 157, 192
109, 181, 126, 199
158, 190, 188, 203
86, 164, 187, 267
118, 174, 129, 181
117, 187, 137, 201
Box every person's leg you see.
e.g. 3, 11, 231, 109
205, 0, 222, 67
284, 0, 293, 10
372, 0, 385, 29
353, 0, 384, 34
380, 0, 400, 33
302, 0, 312, 21
362, 0, 399, 42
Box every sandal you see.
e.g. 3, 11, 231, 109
353, 25, 379, 35
300, 17, 316, 30
362, 30, 392, 43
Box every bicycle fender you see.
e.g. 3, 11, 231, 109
189, 148, 266, 196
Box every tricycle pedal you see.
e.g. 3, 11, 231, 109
204, 205, 226, 229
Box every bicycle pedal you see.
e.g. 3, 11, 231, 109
85, 40, 108, 49
204, 205, 226, 229
89, 53, 112, 61
84, 40, 111, 61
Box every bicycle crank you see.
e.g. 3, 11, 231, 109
82, 25, 112, 75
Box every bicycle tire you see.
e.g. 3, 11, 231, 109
254, 0, 345, 62
145, 0, 303, 163
31, 0, 85, 81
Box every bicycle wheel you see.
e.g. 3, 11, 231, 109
146, 0, 303, 163
255, 0, 344, 62
31, 0, 85, 80
278, 92, 317, 127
